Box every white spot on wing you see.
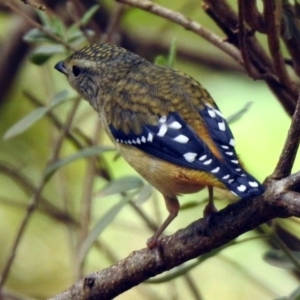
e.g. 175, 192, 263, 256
168, 121, 182, 129
218, 122, 226, 131
228, 179, 234, 183
203, 159, 212, 165
237, 185, 247, 192
199, 155, 207, 161
141, 136, 146, 143
221, 145, 229, 149
147, 132, 153, 142
211, 167, 220, 173
157, 124, 168, 137
208, 109, 216, 118
249, 181, 259, 187
229, 139, 235, 147
136, 138, 141, 144
222, 174, 230, 179
159, 116, 167, 123
225, 152, 233, 156
183, 152, 197, 162
231, 160, 238, 164
173, 134, 189, 143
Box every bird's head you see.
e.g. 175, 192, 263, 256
54, 43, 142, 106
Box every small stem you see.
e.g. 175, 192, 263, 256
117, 0, 243, 65
273, 93, 300, 178
7, 2, 76, 51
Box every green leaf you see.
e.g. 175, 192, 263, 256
66, 25, 84, 43
3, 107, 48, 140
181, 200, 202, 210
80, 5, 100, 26
36, 10, 53, 28
23, 28, 52, 43
263, 250, 300, 270
154, 55, 167, 66
167, 37, 177, 67
29, 44, 65, 65
226, 102, 253, 124
135, 184, 153, 205
77, 191, 136, 264
96, 176, 144, 197
3, 91, 70, 140
44, 146, 115, 180
52, 17, 66, 38
49, 90, 70, 107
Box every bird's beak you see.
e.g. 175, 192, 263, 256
54, 61, 68, 75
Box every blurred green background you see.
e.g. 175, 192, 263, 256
0, 0, 299, 299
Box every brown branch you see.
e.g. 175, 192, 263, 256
243, 0, 266, 32
116, 0, 243, 65
272, 94, 300, 179
7, 2, 76, 51
263, 0, 297, 97
281, 3, 300, 77
49, 174, 300, 300
237, 0, 260, 79
203, 0, 296, 116
21, 0, 46, 11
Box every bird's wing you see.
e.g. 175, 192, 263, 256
109, 109, 264, 198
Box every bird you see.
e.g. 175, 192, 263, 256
54, 42, 265, 248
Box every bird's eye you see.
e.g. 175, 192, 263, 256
72, 66, 82, 77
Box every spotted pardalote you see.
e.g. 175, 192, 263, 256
55, 43, 264, 248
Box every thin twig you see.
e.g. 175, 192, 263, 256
263, 0, 297, 97
21, 0, 46, 11
7, 2, 76, 51
0, 162, 78, 225
116, 0, 243, 65
272, 93, 300, 179
0, 96, 80, 290
237, 0, 259, 79
243, 0, 266, 33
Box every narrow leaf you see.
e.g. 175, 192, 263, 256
78, 191, 136, 263
154, 55, 167, 66
23, 28, 52, 43
49, 90, 70, 107
80, 5, 100, 26
226, 102, 253, 124
96, 176, 144, 197
30, 45, 65, 65
135, 184, 153, 205
44, 146, 115, 180
3, 107, 48, 140
3, 91, 70, 140
167, 37, 177, 67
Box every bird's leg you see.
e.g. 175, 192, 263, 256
147, 195, 180, 249
203, 186, 217, 217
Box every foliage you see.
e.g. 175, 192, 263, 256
0, 1, 299, 300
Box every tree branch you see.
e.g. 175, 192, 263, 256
272, 94, 300, 179
116, 0, 243, 65
49, 172, 300, 300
